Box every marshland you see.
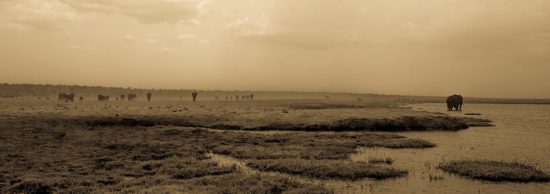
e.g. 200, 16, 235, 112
1, 87, 549, 194
2, 1, 550, 193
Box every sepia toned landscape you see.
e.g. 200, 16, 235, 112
2, 0, 550, 194
1, 86, 549, 194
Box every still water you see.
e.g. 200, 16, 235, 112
336, 103, 550, 194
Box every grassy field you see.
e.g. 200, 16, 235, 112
0, 97, 495, 193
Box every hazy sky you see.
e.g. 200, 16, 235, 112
1, 0, 549, 98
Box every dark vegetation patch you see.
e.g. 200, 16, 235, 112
247, 159, 407, 180
87, 118, 156, 127
464, 113, 482, 116
368, 157, 394, 165
172, 162, 237, 179
461, 117, 494, 127
210, 132, 434, 161
187, 173, 333, 194
6, 181, 53, 194
97, 177, 119, 185
375, 138, 435, 149
439, 160, 550, 182
27, 110, 492, 132
237, 116, 488, 132
0, 116, 433, 193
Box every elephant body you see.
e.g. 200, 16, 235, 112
58, 93, 74, 102
147, 92, 152, 102
98, 94, 109, 102
127, 94, 137, 101
446, 94, 463, 111
192, 91, 198, 102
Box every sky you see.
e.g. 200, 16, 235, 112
0, 0, 549, 98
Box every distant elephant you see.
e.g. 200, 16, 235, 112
446, 94, 463, 111
120, 94, 126, 100
58, 93, 65, 101
98, 94, 108, 102
58, 93, 74, 102
147, 92, 152, 102
192, 91, 198, 102
127, 94, 137, 101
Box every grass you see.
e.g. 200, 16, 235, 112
439, 160, 550, 182
368, 157, 394, 165
185, 173, 333, 194
2, 98, 492, 132
51, 114, 489, 132
247, 159, 407, 180
210, 132, 435, 161
171, 162, 237, 180
0, 114, 432, 193
0, 98, 499, 192
5, 181, 54, 194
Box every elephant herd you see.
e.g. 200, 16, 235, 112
98, 93, 139, 102
57, 93, 148, 102
57, 92, 202, 103
224, 94, 254, 101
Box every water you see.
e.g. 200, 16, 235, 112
339, 103, 550, 194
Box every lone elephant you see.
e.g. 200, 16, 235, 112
192, 91, 198, 102
58, 93, 74, 102
446, 94, 463, 111
146, 92, 152, 102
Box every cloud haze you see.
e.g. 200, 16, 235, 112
1, 0, 549, 98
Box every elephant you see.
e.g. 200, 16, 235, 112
120, 94, 126, 100
98, 94, 109, 102
446, 94, 463, 111
147, 92, 152, 102
127, 94, 137, 101
192, 91, 198, 102
58, 93, 74, 102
